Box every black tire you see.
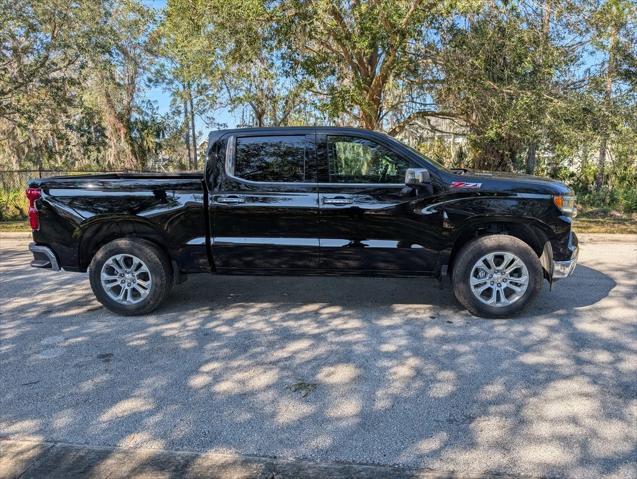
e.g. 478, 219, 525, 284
89, 238, 173, 316
452, 235, 543, 318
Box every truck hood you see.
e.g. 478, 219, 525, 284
446, 169, 573, 196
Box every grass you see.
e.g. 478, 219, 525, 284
573, 206, 637, 234
0, 220, 29, 232
573, 213, 637, 234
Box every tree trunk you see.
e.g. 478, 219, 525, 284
188, 86, 197, 170
542, 0, 552, 37
580, 143, 588, 174
526, 142, 537, 174
183, 97, 192, 169
595, 26, 617, 189
596, 136, 608, 188
507, 148, 517, 172
359, 91, 382, 131
255, 109, 265, 127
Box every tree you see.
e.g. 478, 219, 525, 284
156, 0, 315, 136
0, 0, 165, 171
277, 0, 466, 130
153, 0, 220, 170
0, 0, 102, 168
587, 0, 636, 188
433, 3, 570, 170
89, 0, 158, 170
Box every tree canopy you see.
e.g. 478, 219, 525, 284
1, 0, 635, 211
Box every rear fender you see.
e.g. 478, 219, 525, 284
78, 218, 170, 271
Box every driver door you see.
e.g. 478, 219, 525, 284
317, 133, 437, 273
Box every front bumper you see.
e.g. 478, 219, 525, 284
29, 243, 60, 271
551, 232, 578, 280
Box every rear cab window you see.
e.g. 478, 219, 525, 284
231, 135, 311, 183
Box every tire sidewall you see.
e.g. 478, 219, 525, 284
89, 238, 172, 316
452, 235, 543, 318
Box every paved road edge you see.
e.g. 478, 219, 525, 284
1, 437, 530, 479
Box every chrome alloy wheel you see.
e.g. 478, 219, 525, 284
100, 254, 152, 305
469, 251, 529, 307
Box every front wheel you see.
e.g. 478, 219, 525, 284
452, 235, 543, 318
89, 238, 173, 316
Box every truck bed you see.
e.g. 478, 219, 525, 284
28, 172, 208, 273
28, 172, 203, 189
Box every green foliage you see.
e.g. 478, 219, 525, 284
0, 0, 635, 207
576, 185, 637, 214
276, 0, 465, 129
0, 188, 27, 221
435, 5, 566, 170
415, 140, 463, 168
0, 0, 168, 171
1, 0, 100, 169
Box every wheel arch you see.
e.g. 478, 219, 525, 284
78, 218, 173, 272
448, 218, 551, 276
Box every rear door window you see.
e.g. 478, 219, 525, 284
234, 135, 308, 182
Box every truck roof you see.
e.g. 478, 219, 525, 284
211, 126, 376, 134
206, 126, 384, 155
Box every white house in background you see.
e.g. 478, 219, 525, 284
392, 115, 468, 167
393, 116, 468, 148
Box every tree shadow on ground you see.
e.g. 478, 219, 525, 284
1, 243, 635, 478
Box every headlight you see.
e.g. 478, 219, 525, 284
553, 195, 577, 217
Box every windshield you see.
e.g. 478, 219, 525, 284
399, 140, 448, 170
379, 131, 448, 171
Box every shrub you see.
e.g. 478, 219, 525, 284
0, 189, 28, 221
576, 186, 637, 214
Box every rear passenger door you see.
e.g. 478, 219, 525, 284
210, 131, 319, 272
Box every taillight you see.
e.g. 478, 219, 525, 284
26, 187, 41, 230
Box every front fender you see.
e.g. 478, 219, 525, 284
435, 194, 558, 244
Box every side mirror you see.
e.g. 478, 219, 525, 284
405, 168, 431, 186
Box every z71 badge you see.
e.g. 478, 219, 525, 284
450, 181, 482, 189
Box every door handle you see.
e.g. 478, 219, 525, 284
322, 196, 353, 205
215, 195, 245, 204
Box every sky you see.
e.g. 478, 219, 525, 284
141, 0, 170, 116
145, 76, 242, 134
144, 84, 240, 137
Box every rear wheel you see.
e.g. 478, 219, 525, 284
89, 238, 173, 316
452, 235, 543, 318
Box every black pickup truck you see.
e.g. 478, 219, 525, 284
26, 127, 578, 317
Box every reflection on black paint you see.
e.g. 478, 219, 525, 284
27, 128, 577, 277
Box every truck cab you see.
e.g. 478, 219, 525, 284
27, 127, 578, 317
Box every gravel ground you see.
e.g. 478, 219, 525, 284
1, 236, 635, 478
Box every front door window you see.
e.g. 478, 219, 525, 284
327, 135, 413, 184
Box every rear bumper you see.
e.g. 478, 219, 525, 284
551, 232, 578, 281
29, 243, 60, 271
